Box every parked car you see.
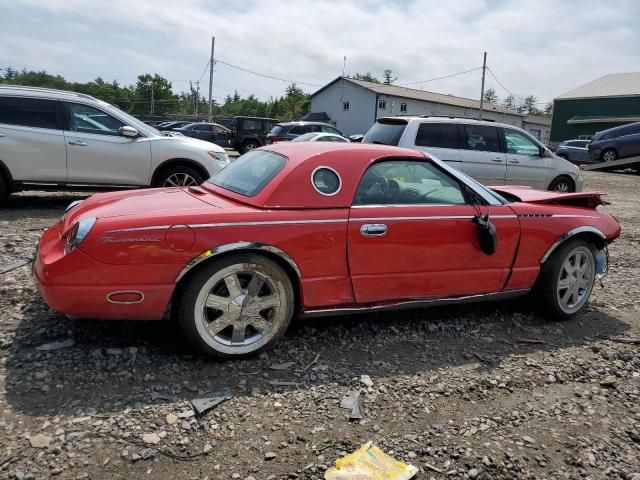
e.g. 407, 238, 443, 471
290, 132, 350, 142
555, 140, 592, 164
157, 120, 192, 131
363, 117, 583, 192
231, 116, 278, 154
174, 122, 232, 148
34, 143, 620, 358
0, 86, 230, 205
588, 122, 640, 162
267, 121, 345, 144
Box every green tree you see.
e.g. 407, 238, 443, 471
280, 83, 309, 120
522, 95, 540, 115
349, 72, 380, 83
502, 94, 517, 111
133, 74, 176, 115
544, 102, 553, 116
483, 88, 499, 104
383, 69, 397, 85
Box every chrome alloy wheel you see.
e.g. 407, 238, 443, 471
553, 180, 571, 193
193, 263, 286, 355
163, 172, 198, 187
602, 150, 617, 162
556, 246, 595, 314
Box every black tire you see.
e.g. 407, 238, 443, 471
240, 140, 260, 154
176, 253, 295, 358
534, 238, 597, 319
155, 164, 205, 187
548, 175, 575, 193
0, 175, 8, 206
601, 148, 617, 162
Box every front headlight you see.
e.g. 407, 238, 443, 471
208, 151, 229, 163
65, 217, 96, 253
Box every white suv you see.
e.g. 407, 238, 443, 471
0, 86, 230, 205
363, 116, 583, 192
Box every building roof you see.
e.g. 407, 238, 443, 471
311, 77, 522, 116
523, 114, 551, 126
556, 72, 640, 100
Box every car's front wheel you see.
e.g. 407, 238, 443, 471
177, 253, 294, 358
156, 165, 205, 188
601, 149, 617, 162
535, 239, 597, 318
548, 176, 574, 193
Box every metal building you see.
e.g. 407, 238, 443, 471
550, 72, 640, 145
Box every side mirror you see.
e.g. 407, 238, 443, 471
349, 134, 364, 143
120, 126, 139, 138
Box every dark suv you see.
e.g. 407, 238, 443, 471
231, 116, 278, 154
173, 122, 232, 148
267, 122, 344, 144
588, 122, 640, 162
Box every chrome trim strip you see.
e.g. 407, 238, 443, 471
539, 226, 606, 264
550, 214, 600, 219
302, 289, 530, 318
106, 218, 348, 234
106, 290, 145, 305
23, 182, 59, 186
354, 215, 474, 222
175, 241, 302, 282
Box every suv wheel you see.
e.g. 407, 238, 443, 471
601, 149, 617, 162
156, 165, 205, 187
241, 140, 260, 154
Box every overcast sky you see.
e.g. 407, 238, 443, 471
2, 0, 639, 105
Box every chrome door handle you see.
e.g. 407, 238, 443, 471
491, 158, 503, 162
0, 133, 5, 137
360, 224, 387, 237
68, 140, 88, 146
508, 159, 520, 164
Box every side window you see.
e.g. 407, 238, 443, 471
289, 125, 312, 135
415, 123, 459, 149
378, 99, 387, 110
66, 103, 124, 135
211, 125, 227, 134
0, 97, 59, 129
400, 103, 407, 113
504, 129, 541, 156
241, 119, 258, 130
194, 124, 211, 131
462, 125, 501, 153
354, 160, 467, 206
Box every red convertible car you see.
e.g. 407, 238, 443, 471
34, 143, 620, 358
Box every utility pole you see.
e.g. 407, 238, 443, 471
208, 36, 215, 122
479, 51, 487, 120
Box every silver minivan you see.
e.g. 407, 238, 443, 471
363, 116, 583, 192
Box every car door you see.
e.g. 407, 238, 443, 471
211, 124, 231, 147
63, 102, 152, 186
347, 159, 520, 303
0, 96, 67, 182
503, 127, 550, 189
615, 124, 640, 157
409, 122, 462, 171
459, 124, 506, 185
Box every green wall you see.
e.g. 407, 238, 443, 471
550, 96, 640, 142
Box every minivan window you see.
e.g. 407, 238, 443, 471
504, 129, 541, 156
269, 125, 284, 136
0, 97, 58, 129
209, 150, 287, 196
461, 125, 501, 153
289, 125, 314, 135
415, 123, 459, 149
362, 120, 408, 146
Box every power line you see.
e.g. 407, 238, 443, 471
399, 66, 483, 86
486, 66, 549, 105
215, 59, 322, 87
197, 60, 210, 82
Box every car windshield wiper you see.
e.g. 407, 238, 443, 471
370, 140, 388, 145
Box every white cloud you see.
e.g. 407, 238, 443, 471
2, 0, 639, 104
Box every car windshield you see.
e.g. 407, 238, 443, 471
362, 120, 408, 145
208, 150, 287, 196
291, 132, 319, 142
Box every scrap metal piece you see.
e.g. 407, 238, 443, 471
190, 391, 233, 416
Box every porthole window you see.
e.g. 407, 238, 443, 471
311, 167, 341, 196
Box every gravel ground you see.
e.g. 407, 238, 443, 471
0, 171, 639, 480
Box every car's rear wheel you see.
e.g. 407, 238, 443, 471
177, 253, 294, 358
0, 175, 8, 206
156, 165, 204, 187
241, 140, 260, 154
535, 239, 596, 318
548, 176, 574, 193
601, 149, 617, 162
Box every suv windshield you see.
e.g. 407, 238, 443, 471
208, 150, 287, 196
362, 119, 408, 145
97, 100, 159, 137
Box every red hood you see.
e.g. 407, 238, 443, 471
490, 185, 605, 208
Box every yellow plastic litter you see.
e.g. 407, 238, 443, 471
324, 442, 418, 480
